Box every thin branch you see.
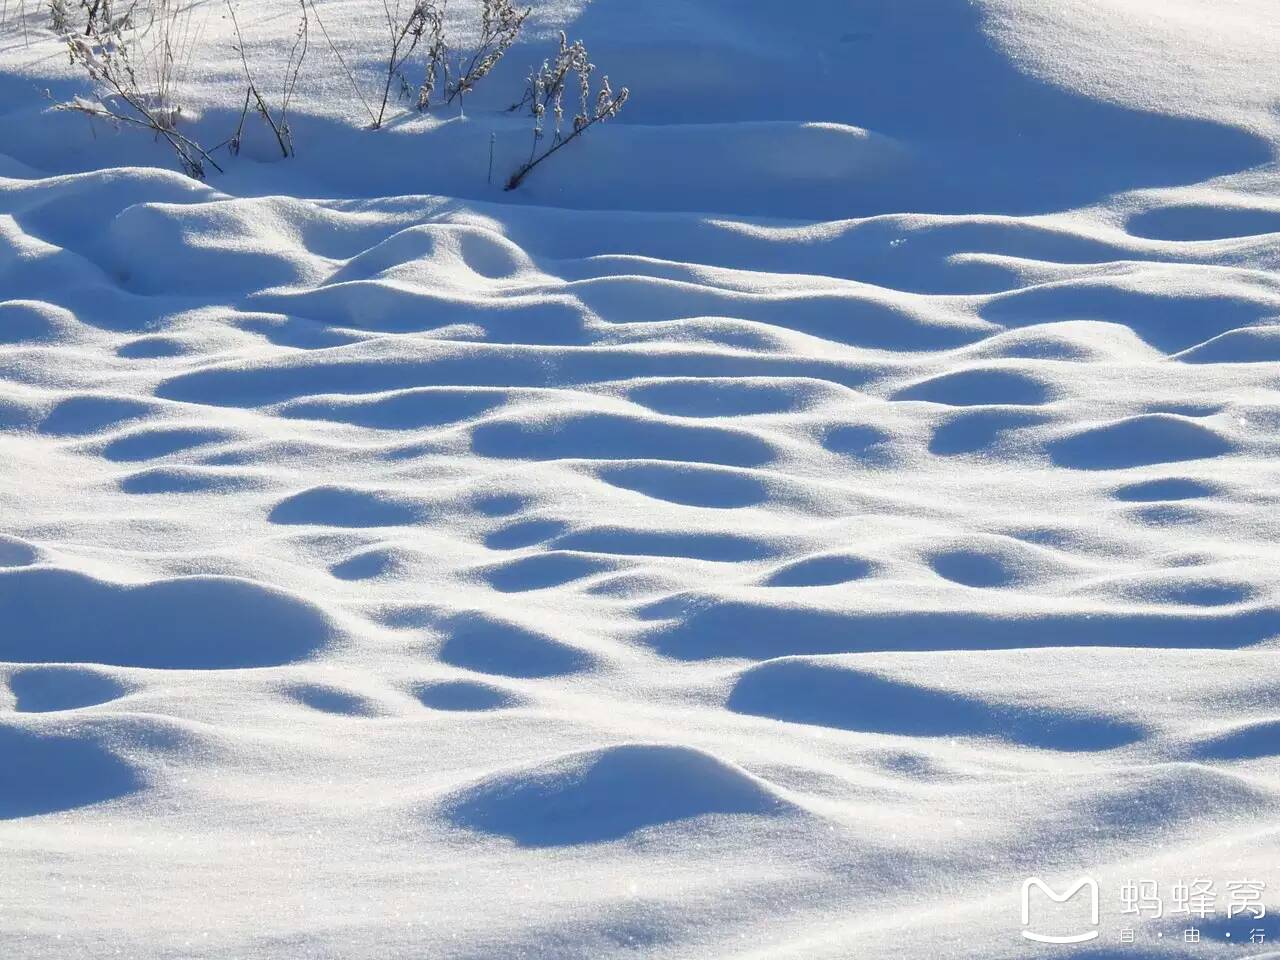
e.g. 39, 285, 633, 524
281, 0, 308, 117
225, 0, 292, 157
373, 0, 431, 127
64, 24, 221, 178
305, 0, 377, 126
62, 97, 224, 175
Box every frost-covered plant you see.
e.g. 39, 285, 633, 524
412, 0, 447, 111
226, 0, 308, 158
60, 0, 220, 178
47, 0, 70, 32
440, 0, 527, 111
505, 31, 627, 190
507, 29, 576, 118
81, 0, 111, 32
415, 0, 528, 114
307, 0, 526, 124
45, 0, 113, 37
303, 0, 442, 127
3, 0, 68, 44
371, 0, 445, 128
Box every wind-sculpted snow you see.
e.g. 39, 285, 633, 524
2, 0, 1280, 955
3, 160, 1279, 956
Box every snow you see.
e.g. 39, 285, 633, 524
1, 0, 1280, 956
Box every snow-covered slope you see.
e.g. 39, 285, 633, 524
2, 1, 1279, 957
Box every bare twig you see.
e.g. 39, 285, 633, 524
223, 83, 250, 153
62, 13, 221, 178
83, 0, 105, 34
225, 0, 304, 157
61, 95, 223, 177
47, 0, 69, 32
372, 0, 439, 127
281, 0, 308, 118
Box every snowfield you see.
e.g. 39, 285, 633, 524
2, 1, 1280, 957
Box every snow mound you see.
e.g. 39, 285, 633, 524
0, 567, 334, 668
1047, 414, 1237, 470
441, 743, 794, 846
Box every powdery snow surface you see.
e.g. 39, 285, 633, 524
2, 0, 1280, 957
